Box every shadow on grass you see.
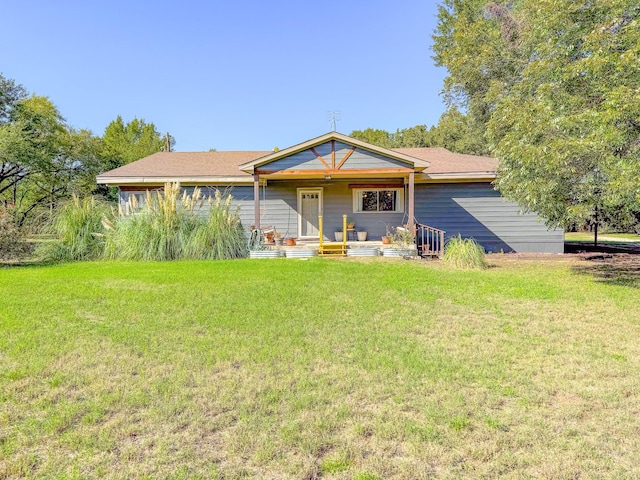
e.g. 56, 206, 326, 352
571, 254, 640, 289
0, 254, 50, 269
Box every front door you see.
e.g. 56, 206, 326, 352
297, 188, 323, 238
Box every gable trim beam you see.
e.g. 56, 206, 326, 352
238, 132, 430, 173
335, 147, 356, 170
311, 147, 331, 170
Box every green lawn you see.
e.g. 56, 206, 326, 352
1, 257, 639, 479
565, 231, 640, 244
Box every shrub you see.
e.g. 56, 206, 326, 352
39, 196, 113, 262
104, 183, 247, 261
442, 234, 487, 269
0, 207, 32, 260
183, 190, 247, 260
389, 225, 415, 247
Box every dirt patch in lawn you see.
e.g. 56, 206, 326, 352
571, 253, 640, 288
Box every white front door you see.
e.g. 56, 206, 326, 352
297, 188, 323, 238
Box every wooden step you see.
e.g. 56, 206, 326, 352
318, 243, 347, 256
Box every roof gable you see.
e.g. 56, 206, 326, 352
239, 132, 430, 173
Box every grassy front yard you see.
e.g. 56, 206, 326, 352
565, 231, 640, 244
1, 257, 639, 479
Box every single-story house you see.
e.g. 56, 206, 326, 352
96, 131, 564, 253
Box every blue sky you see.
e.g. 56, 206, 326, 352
4, 0, 447, 151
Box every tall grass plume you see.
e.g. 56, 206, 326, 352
442, 234, 487, 269
104, 183, 246, 260
38, 196, 112, 262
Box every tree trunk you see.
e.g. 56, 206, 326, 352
594, 206, 598, 247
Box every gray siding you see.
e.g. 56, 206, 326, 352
340, 147, 408, 170
118, 182, 564, 253
227, 184, 298, 237
265, 149, 320, 171
415, 183, 564, 253
315, 181, 404, 240
232, 180, 404, 241
262, 141, 409, 173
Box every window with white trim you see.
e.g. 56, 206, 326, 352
352, 188, 404, 213
122, 191, 149, 215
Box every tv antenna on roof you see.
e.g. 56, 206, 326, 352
327, 111, 341, 131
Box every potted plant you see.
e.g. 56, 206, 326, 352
384, 225, 417, 257
334, 230, 343, 242
357, 231, 367, 241
347, 218, 355, 229
381, 225, 393, 244
274, 231, 283, 246
286, 237, 296, 246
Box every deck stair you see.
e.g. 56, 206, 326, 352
318, 243, 347, 256
416, 222, 445, 258
318, 214, 348, 256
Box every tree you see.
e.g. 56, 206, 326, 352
350, 121, 492, 152
0, 74, 29, 207
0, 73, 27, 124
433, 0, 640, 231
0, 92, 104, 227
351, 125, 437, 148
428, 107, 491, 156
390, 125, 433, 148
100, 116, 174, 171
349, 128, 393, 148
432, 0, 519, 155
0, 95, 69, 222
0, 74, 175, 228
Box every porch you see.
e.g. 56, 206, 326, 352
239, 132, 429, 243
248, 241, 416, 259
249, 222, 445, 258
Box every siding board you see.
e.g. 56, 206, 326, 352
415, 183, 563, 253
340, 148, 408, 170
118, 181, 564, 253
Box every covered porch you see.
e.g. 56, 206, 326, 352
239, 132, 426, 242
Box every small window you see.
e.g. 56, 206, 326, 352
353, 188, 404, 213
122, 191, 149, 215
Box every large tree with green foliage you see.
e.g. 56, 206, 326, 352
0, 74, 27, 124
350, 117, 490, 154
433, 0, 640, 231
0, 95, 103, 226
101, 116, 173, 171
0, 74, 176, 228
350, 125, 436, 149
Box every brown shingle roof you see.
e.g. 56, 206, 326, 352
98, 151, 271, 178
97, 146, 497, 182
393, 147, 497, 174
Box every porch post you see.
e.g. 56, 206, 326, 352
253, 173, 260, 231
408, 171, 415, 234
